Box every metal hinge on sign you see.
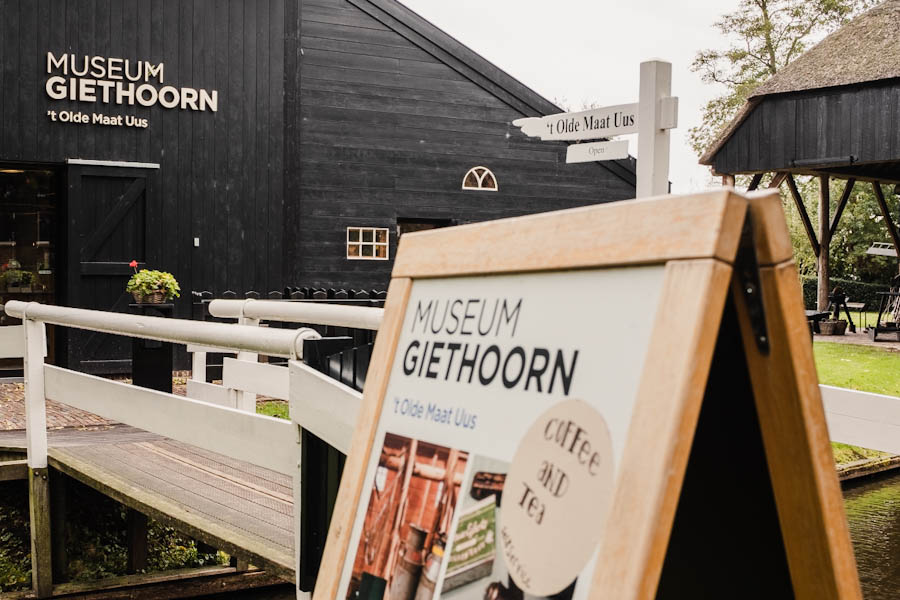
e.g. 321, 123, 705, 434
736, 215, 770, 355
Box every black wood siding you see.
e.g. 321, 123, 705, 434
2, 0, 636, 303
0, 0, 286, 307
292, 0, 635, 289
712, 81, 900, 177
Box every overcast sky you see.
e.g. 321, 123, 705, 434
399, 0, 742, 193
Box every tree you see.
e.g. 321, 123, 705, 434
689, 0, 874, 157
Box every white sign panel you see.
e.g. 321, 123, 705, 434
513, 103, 638, 142
566, 140, 630, 164
336, 266, 666, 600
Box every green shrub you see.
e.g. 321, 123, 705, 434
0, 482, 30, 592
801, 276, 888, 310
0, 477, 225, 592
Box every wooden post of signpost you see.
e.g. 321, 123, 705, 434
637, 60, 672, 198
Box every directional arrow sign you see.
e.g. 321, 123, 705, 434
566, 140, 630, 164
513, 103, 637, 142
513, 97, 677, 143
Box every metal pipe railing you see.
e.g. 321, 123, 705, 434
208, 298, 383, 330
4, 301, 319, 359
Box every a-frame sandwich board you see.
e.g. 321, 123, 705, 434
310, 189, 861, 600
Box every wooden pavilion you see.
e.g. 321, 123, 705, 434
700, 0, 900, 310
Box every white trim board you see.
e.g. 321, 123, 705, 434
66, 158, 161, 169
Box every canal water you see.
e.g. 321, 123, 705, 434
845, 471, 900, 599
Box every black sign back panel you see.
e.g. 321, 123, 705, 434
655, 296, 794, 599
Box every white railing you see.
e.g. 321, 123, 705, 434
185, 298, 381, 408
207, 298, 384, 330
1, 300, 369, 598
0, 324, 25, 359
3, 300, 313, 472
821, 385, 900, 456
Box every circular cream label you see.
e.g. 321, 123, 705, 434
499, 399, 615, 596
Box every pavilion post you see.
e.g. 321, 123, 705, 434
818, 176, 831, 311
872, 182, 900, 274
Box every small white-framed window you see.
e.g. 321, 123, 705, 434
347, 226, 389, 260
462, 166, 498, 191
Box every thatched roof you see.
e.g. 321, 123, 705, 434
700, 0, 900, 165
751, 0, 900, 97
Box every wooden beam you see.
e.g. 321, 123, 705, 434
50, 470, 68, 583
747, 173, 763, 191
127, 510, 149, 574
829, 179, 856, 240
2, 567, 285, 600
872, 182, 900, 261
0, 459, 28, 481
29, 467, 53, 598
818, 176, 831, 311
722, 174, 736, 187
786, 174, 820, 258
769, 172, 787, 189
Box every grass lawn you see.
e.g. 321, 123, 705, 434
813, 341, 900, 464
814, 342, 900, 396
257, 399, 289, 420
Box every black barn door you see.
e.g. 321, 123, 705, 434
64, 165, 155, 373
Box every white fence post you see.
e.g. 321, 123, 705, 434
23, 317, 48, 469
235, 314, 260, 412
191, 349, 207, 384
290, 365, 305, 599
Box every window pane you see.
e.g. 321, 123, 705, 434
362, 229, 374, 243
482, 173, 497, 189
375, 245, 387, 258
348, 244, 360, 257
464, 171, 479, 188
348, 229, 360, 242
375, 229, 387, 243
362, 245, 374, 257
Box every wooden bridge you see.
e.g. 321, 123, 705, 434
3, 298, 900, 599
0, 299, 371, 599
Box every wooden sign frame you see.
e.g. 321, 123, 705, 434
313, 189, 861, 600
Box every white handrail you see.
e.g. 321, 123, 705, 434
208, 298, 383, 330
4, 301, 320, 359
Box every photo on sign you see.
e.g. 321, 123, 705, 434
441, 456, 577, 600
346, 433, 469, 600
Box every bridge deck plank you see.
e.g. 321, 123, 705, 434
0, 425, 296, 582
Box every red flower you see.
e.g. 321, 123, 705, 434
129, 260, 138, 268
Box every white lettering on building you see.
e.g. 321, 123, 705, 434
44, 52, 217, 112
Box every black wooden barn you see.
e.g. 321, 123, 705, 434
0, 0, 635, 373
700, 0, 900, 311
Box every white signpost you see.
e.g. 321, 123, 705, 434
512, 60, 678, 197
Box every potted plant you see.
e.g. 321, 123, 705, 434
19, 271, 33, 293
125, 260, 180, 303
2, 268, 26, 292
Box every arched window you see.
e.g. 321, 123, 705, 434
462, 166, 498, 191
